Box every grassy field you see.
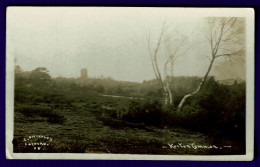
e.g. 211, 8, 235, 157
13, 92, 216, 155
13, 89, 244, 155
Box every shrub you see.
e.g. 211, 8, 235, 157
122, 99, 167, 126
166, 79, 246, 140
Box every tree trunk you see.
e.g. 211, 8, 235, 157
169, 89, 173, 105
177, 57, 215, 111
163, 89, 169, 105
166, 82, 173, 105
164, 96, 169, 105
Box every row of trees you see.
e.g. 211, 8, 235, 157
148, 17, 245, 111
15, 65, 203, 100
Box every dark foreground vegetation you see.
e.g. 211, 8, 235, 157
13, 66, 245, 154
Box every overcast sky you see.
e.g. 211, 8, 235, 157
7, 7, 248, 82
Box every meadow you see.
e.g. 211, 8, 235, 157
13, 66, 246, 155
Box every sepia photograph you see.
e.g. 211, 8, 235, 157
5, 7, 254, 160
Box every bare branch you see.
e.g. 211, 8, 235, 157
215, 49, 245, 58
146, 31, 159, 81
222, 18, 237, 36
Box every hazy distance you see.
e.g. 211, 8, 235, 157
7, 7, 246, 82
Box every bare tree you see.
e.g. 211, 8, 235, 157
177, 17, 245, 110
147, 22, 189, 105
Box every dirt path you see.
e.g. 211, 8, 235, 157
99, 94, 144, 100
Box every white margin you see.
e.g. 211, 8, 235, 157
5, 7, 255, 161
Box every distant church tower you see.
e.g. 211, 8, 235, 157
80, 68, 88, 80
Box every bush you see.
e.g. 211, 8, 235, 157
166, 79, 246, 140
122, 99, 168, 126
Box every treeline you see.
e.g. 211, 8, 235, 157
15, 65, 204, 102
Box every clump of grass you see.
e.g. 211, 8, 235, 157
15, 105, 66, 124
47, 113, 66, 124
15, 105, 52, 117
101, 117, 145, 129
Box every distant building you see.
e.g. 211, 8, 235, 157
80, 68, 88, 80
78, 68, 88, 87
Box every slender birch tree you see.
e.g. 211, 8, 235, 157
147, 22, 189, 105
177, 17, 245, 110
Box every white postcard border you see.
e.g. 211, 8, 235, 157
5, 7, 255, 160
